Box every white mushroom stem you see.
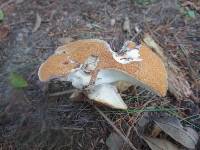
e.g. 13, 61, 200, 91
87, 83, 127, 110
67, 55, 99, 89
67, 69, 91, 89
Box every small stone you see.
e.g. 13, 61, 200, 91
16, 33, 24, 42
110, 18, 116, 26
58, 37, 74, 44
123, 16, 131, 33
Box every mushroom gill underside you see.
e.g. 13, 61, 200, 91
74, 68, 165, 110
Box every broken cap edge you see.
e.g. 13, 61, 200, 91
38, 54, 77, 82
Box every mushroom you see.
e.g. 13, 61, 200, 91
87, 83, 128, 109
38, 39, 168, 109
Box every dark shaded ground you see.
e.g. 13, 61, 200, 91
0, 0, 200, 149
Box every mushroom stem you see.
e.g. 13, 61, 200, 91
67, 55, 99, 89
67, 69, 91, 89
81, 55, 99, 72
87, 83, 127, 110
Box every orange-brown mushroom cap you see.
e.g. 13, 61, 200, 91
38, 39, 168, 96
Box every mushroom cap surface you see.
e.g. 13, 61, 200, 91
38, 39, 168, 96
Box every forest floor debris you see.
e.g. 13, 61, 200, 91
0, 0, 199, 149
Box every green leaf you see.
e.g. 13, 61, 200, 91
187, 10, 196, 19
9, 72, 28, 88
0, 9, 4, 21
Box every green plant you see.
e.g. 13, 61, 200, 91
9, 72, 28, 88
0, 9, 4, 21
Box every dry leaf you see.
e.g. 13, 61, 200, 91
151, 125, 162, 137
184, 127, 199, 145
0, 25, 9, 41
143, 136, 179, 150
168, 65, 193, 98
154, 117, 198, 149
32, 13, 41, 32
143, 33, 166, 60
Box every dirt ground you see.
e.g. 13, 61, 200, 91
0, 0, 200, 149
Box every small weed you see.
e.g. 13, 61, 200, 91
9, 72, 28, 88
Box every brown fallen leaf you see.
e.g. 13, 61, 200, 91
143, 33, 166, 61
151, 125, 162, 137
0, 25, 9, 41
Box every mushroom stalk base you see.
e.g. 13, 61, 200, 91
87, 83, 127, 110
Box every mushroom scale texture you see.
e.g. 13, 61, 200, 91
38, 39, 168, 109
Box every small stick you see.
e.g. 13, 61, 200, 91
94, 106, 138, 150
52, 127, 83, 131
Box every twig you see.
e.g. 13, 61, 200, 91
32, 13, 42, 33
52, 127, 83, 131
49, 89, 76, 97
94, 106, 138, 150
